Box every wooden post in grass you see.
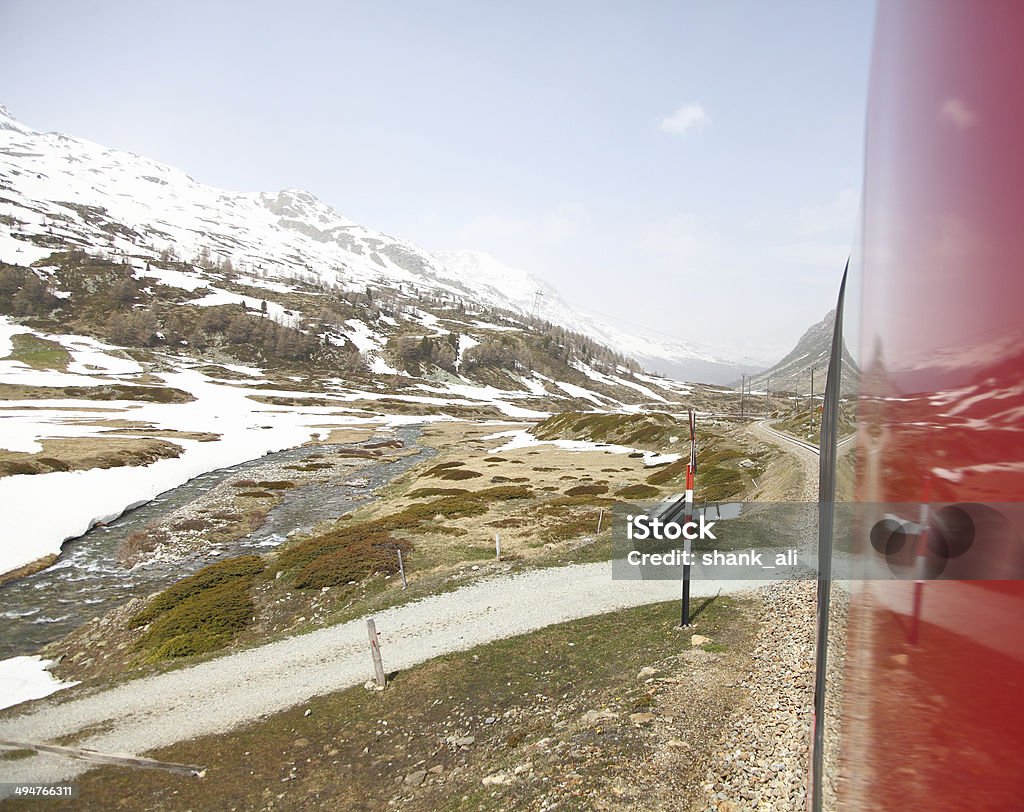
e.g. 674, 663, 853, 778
367, 619, 386, 688
495, 533, 501, 561
397, 549, 407, 589
597, 508, 605, 533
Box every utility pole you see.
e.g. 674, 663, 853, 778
740, 374, 746, 418
531, 289, 544, 319
810, 368, 816, 430
765, 375, 770, 419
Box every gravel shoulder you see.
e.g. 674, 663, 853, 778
689, 420, 821, 811
0, 563, 756, 787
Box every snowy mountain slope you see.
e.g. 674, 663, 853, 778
432, 250, 756, 384
745, 308, 857, 395
0, 104, 747, 384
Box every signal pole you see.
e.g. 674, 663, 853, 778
740, 374, 746, 418
765, 375, 770, 419
681, 409, 696, 627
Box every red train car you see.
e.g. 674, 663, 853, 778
813, 1, 1024, 809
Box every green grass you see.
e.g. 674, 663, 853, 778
7, 333, 71, 370
130, 556, 264, 662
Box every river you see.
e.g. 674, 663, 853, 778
0, 425, 433, 658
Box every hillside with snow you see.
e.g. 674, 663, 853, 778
0, 104, 746, 577
0, 104, 746, 385
432, 250, 755, 384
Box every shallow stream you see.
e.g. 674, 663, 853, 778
0, 425, 432, 658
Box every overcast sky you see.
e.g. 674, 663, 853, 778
1, 1, 874, 364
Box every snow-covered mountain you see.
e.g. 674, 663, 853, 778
433, 250, 754, 384
745, 308, 857, 395
0, 104, 745, 383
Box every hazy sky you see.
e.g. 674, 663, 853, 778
1, 1, 874, 364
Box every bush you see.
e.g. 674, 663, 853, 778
132, 555, 264, 626
646, 459, 687, 486
407, 487, 469, 498
131, 556, 264, 661
293, 534, 411, 589
564, 484, 609, 497
616, 484, 660, 499
432, 468, 482, 481
425, 461, 466, 473
473, 485, 532, 500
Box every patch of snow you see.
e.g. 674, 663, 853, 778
344, 319, 384, 352
0, 655, 78, 711
485, 428, 679, 466
553, 380, 608, 406
133, 264, 209, 292
455, 334, 479, 369
191, 289, 292, 324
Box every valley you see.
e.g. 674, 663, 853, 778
0, 104, 828, 810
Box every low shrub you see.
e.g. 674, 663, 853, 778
616, 484, 660, 499
172, 517, 213, 532
432, 468, 482, 481
131, 556, 264, 661
293, 533, 411, 589
646, 459, 687, 486
407, 487, 469, 498
425, 461, 466, 474
132, 555, 264, 627
564, 484, 609, 497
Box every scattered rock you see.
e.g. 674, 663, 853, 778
455, 736, 475, 747
404, 770, 427, 787
629, 712, 656, 725
580, 709, 618, 726
482, 772, 510, 786
690, 634, 712, 647
637, 666, 658, 679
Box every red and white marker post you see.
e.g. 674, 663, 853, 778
681, 409, 697, 627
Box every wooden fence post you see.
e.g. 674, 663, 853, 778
495, 533, 501, 561
367, 619, 386, 688
597, 508, 605, 533
397, 548, 407, 589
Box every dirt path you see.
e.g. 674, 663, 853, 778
0, 564, 759, 787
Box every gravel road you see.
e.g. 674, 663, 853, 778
0, 563, 759, 786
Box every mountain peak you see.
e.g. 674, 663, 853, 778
259, 188, 354, 227
0, 104, 36, 135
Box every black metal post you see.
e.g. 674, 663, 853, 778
681, 544, 691, 627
